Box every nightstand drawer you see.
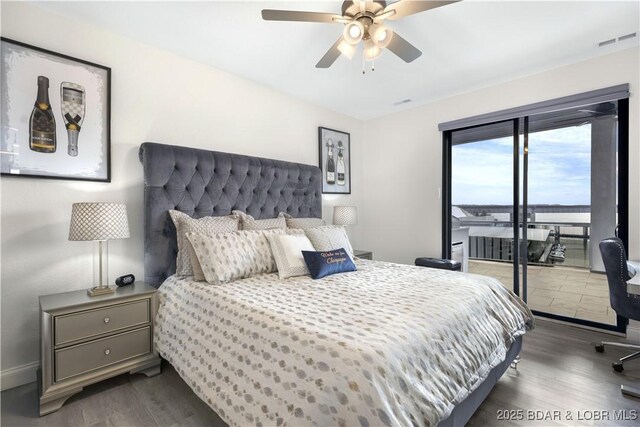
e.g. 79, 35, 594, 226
55, 326, 151, 382
54, 299, 150, 346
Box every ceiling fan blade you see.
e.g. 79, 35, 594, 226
316, 38, 343, 68
261, 9, 342, 23
386, 32, 422, 62
383, 0, 460, 21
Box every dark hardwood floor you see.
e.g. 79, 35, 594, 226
2, 320, 638, 427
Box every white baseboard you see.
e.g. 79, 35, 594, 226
1, 361, 39, 391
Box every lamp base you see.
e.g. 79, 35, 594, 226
87, 286, 116, 297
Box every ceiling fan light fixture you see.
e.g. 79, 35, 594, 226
369, 24, 393, 48
363, 39, 382, 61
337, 39, 357, 60
262, 0, 455, 70
343, 21, 365, 45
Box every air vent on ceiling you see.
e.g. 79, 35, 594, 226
619, 32, 637, 42
598, 38, 616, 47
393, 98, 412, 106
598, 32, 637, 47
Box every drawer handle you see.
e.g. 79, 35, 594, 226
104, 317, 110, 323
104, 349, 111, 355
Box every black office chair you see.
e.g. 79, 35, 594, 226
596, 237, 640, 398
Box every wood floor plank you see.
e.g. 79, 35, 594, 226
2, 320, 638, 426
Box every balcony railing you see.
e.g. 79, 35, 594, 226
454, 205, 592, 267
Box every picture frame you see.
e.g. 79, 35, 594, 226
1, 37, 111, 182
318, 126, 351, 194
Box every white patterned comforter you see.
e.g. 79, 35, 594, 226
155, 260, 534, 427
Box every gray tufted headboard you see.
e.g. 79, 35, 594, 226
139, 142, 322, 287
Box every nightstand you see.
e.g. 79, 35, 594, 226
38, 282, 161, 416
354, 249, 373, 260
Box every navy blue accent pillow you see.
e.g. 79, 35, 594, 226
301, 248, 357, 280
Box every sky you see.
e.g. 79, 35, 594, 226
452, 125, 592, 206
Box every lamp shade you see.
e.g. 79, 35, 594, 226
363, 39, 382, 61
369, 24, 393, 49
343, 21, 364, 45
69, 202, 130, 241
333, 206, 358, 226
338, 39, 357, 60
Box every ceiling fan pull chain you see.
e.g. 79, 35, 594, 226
372, 59, 375, 72
362, 49, 366, 75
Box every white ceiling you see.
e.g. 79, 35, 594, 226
35, 1, 639, 120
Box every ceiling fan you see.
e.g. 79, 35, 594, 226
262, 0, 460, 70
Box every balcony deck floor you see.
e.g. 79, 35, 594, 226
469, 259, 616, 325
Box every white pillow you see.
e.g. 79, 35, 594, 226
232, 210, 286, 230
186, 229, 285, 285
169, 210, 239, 277
304, 226, 354, 258
282, 214, 326, 230
267, 234, 316, 279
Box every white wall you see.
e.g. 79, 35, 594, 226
360, 47, 640, 265
0, 2, 364, 389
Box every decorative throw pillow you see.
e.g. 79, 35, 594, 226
282, 213, 326, 230
302, 248, 357, 280
267, 234, 316, 279
188, 244, 208, 282
186, 229, 285, 285
169, 210, 239, 277
232, 210, 286, 230
304, 225, 354, 258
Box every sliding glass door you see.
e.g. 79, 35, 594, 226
521, 101, 622, 327
443, 97, 628, 332
448, 120, 520, 296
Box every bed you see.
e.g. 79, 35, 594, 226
140, 142, 534, 427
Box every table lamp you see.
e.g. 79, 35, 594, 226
69, 202, 130, 296
333, 206, 358, 227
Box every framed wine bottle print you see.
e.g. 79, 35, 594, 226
0, 38, 111, 182
318, 127, 351, 194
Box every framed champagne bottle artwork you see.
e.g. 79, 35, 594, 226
318, 126, 351, 194
0, 38, 111, 182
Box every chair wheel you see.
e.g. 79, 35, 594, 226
595, 344, 605, 353
613, 363, 624, 372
